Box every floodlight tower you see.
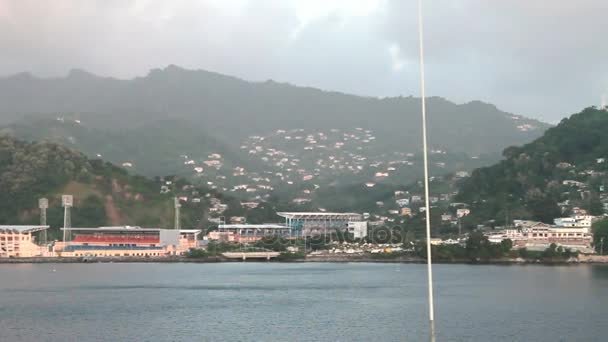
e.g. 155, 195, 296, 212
62, 195, 73, 243
174, 197, 181, 230
39, 198, 48, 244
602, 94, 606, 110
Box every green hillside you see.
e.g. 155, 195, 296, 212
456, 107, 608, 226
0, 134, 223, 240
0, 118, 248, 178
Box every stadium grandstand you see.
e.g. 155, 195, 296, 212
0, 225, 50, 258
57, 226, 201, 257
276, 212, 368, 238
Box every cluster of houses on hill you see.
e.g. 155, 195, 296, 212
240, 128, 413, 192
373, 178, 471, 223
164, 127, 483, 208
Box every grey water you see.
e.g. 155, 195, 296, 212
1, 263, 607, 342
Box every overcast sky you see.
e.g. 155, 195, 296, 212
1, 0, 607, 122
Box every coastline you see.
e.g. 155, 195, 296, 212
2, 254, 608, 264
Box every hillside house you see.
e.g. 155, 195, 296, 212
456, 208, 471, 218
396, 198, 410, 207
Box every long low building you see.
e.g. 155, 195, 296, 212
57, 226, 201, 257
520, 226, 592, 251
0, 225, 50, 258
276, 212, 368, 238
489, 223, 594, 252
216, 224, 292, 243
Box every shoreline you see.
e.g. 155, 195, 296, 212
2, 254, 608, 265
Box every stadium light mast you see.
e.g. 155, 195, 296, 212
62, 195, 73, 243
39, 198, 48, 245
417, 0, 436, 341
174, 197, 181, 230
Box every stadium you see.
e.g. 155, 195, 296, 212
56, 226, 201, 257
276, 212, 368, 238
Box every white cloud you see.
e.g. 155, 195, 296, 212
388, 43, 406, 72
289, 0, 385, 40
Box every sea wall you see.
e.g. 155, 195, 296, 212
2, 254, 608, 264
577, 255, 608, 263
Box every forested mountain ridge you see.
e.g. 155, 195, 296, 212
0, 65, 549, 156
456, 107, 608, 226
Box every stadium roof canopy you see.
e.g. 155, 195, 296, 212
0, 225, 49, 233
61, 226, 163, 232
276, 212, 363, 220
61, 226, 201, 233
218, 224, 290, 229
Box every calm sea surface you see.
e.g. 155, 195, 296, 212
1, 263, 607, 342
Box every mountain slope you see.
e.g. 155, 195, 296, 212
0, 66, 550, 156
0, 118, 249, 177
0, 134, 224, 239
456, 107, 608, 225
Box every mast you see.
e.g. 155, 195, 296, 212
417, 0, 436, 341
62, 195, 73, 243
174, 197, 181, 230
39, 198, 48, 245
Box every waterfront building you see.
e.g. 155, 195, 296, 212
277, 212, 367, 238
216, 224, 291, 243
509, 213, 595, 251
57, 226, 201, 257
554, 215, 595, 228
0, 226, 50, 258
521, 226, 592, 247
207, 231, 238, 242
486, 229, 527, 244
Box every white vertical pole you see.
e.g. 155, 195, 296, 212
418, 0, 436, 341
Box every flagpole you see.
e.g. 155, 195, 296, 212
417, 0, 436, 341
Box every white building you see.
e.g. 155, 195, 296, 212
0, 226, 51, 258
457, 208, 471, 218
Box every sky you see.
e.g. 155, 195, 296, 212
0, 0, 607, 123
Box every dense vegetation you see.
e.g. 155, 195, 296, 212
1, 118, 245, 178
409, 231, 576, 262
592, 220, 608, 254
0, 134, 220, 239
457, 107, 608, 226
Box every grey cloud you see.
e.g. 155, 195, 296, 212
0, 0, 607, 122
382, 0, 608, 120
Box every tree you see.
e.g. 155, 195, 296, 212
500, 239, 513, 253
543, 243, 558, 259
465, 230, 487, 256
592, 220, 608, 254
465, 230, 508, 260
527, 196, 561, 224
588, 195, 604, 216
